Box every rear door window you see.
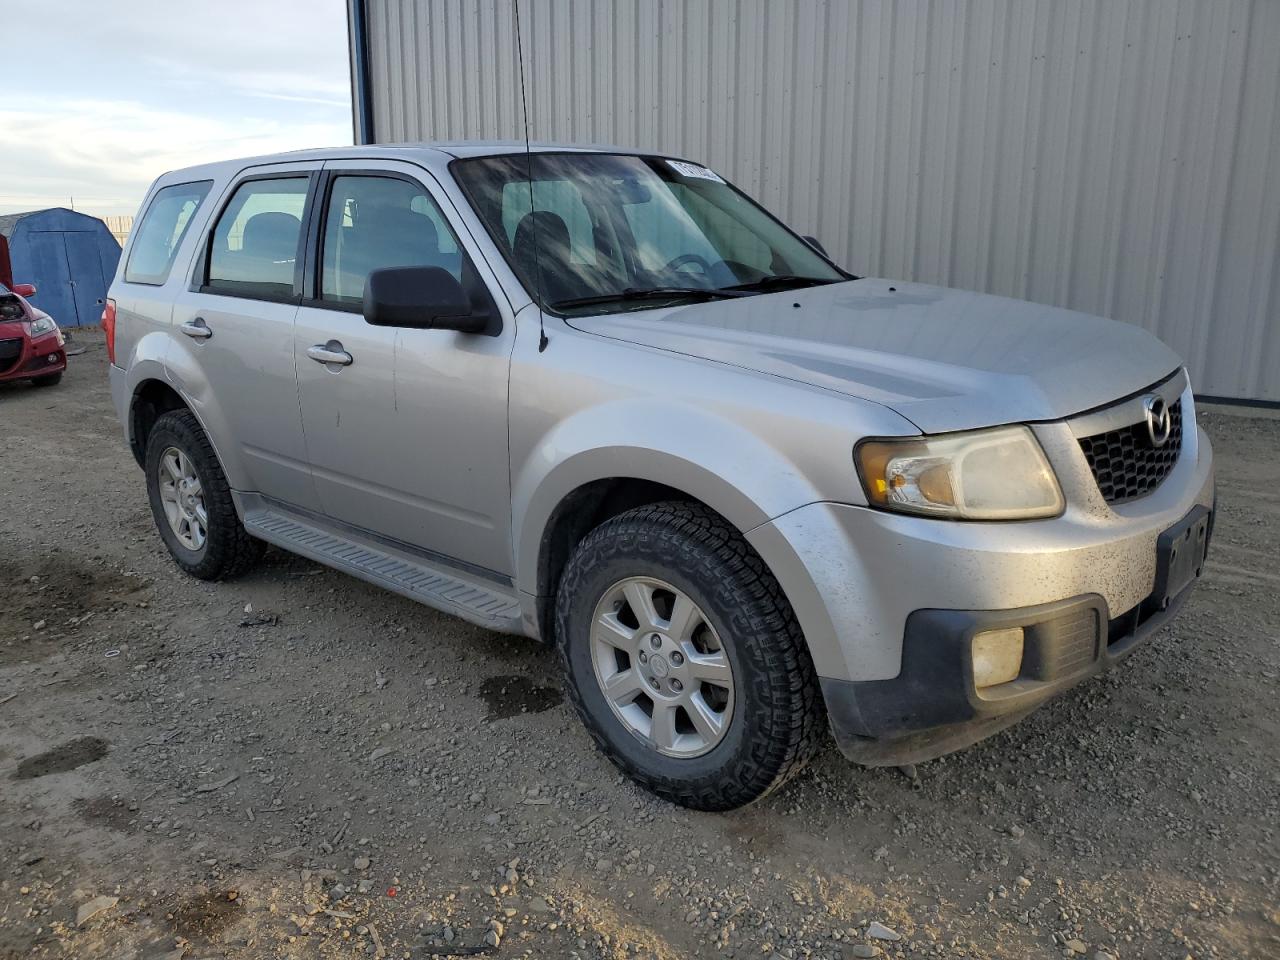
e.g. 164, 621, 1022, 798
124, 180, 213, 285
205, 177, 310, 300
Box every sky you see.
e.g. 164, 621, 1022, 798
0, 0, 353, 218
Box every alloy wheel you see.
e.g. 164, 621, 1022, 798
589, 576, 735, 758
157, 445, 207, 551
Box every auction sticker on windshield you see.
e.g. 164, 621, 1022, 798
668, 160, 725, 183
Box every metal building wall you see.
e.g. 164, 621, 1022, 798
360, 0, 1280, 403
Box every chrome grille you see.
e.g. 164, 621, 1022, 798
1078, 399, 1183, 504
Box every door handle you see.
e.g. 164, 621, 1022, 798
181, 318, 212, 340
307, 341, 353, 366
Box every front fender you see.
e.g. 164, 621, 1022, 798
511, 390, 907, 672
513, 397, 813, 597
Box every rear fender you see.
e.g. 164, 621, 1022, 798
113, 328, 170, 447
135, 333, 245, 489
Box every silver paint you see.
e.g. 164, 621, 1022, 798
108, 142, 1216, 700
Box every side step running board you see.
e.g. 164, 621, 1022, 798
241, 505, 524, 634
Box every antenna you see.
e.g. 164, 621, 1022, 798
514, 0, 548, 352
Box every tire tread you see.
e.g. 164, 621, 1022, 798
145, 409, 264, 580
556, 501, 825, 810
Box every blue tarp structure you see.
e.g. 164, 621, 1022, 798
0, 208, 122, 327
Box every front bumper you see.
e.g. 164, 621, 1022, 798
821, 561, 1204, 765
0, 332, 65, 381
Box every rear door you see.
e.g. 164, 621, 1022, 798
169, 163, 322, 511
292, 159, 515, 575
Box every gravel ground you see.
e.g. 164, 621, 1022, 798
1, 331, 1277, 960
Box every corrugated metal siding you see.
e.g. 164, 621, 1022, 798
364, 0, 1280, 402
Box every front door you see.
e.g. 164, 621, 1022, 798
170, 165, 322, 512
293, 161, 515, 577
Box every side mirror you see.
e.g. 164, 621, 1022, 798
363, 266, 489, 333
802, 236, 829, 258
12, 283, 36, 297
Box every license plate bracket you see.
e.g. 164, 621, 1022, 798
1153, 505, 1211, 609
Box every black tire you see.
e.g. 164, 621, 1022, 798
556, 502, 825, 810
144, 409, 264, 580
31, 371, 63, 387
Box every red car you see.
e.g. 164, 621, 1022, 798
0, 282, 66, 387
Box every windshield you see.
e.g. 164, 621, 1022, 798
453, 152, 846, 314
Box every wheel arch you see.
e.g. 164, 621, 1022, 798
531, 475, 733, 642
516, 434, 857, 682
125, 377, 237, 495
127, 378, 191, 468
518, 438, 803, 643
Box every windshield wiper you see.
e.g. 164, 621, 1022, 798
551, 287, 744, 310
723, 274, 842, 293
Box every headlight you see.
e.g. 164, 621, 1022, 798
29, 314, 56, 337
855, 425, 1064, 520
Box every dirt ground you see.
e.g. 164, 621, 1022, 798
1, 330, 1277, 960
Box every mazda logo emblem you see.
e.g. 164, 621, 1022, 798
1143, 394, 1172, 447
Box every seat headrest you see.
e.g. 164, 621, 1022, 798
241, 211, 300, 260
354, 205, 438, 246
513, 210, 572, 266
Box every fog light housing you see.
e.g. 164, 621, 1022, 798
972, 627, 1024, 689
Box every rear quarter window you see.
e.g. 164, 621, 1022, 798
124, 181, 214, 285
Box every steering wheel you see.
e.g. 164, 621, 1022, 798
662, 253, 713, 275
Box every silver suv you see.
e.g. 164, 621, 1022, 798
106, 143, 1215, 810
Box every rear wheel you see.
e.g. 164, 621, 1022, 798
31, 372, 62, 387
144, 409, 264, 580
556, 502, 825, 810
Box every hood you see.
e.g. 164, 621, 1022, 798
573, 278, 1182, 433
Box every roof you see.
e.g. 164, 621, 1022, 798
0, 211, 38, 238
0, 207, 110, 239
428, 139, 643, 158
153, 140, 680, 187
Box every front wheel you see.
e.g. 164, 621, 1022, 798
31, 371, 63, 387
556, 502, 825, 810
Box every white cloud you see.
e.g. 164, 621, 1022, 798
0, 98, 349, 217
0, 0, 351, 218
